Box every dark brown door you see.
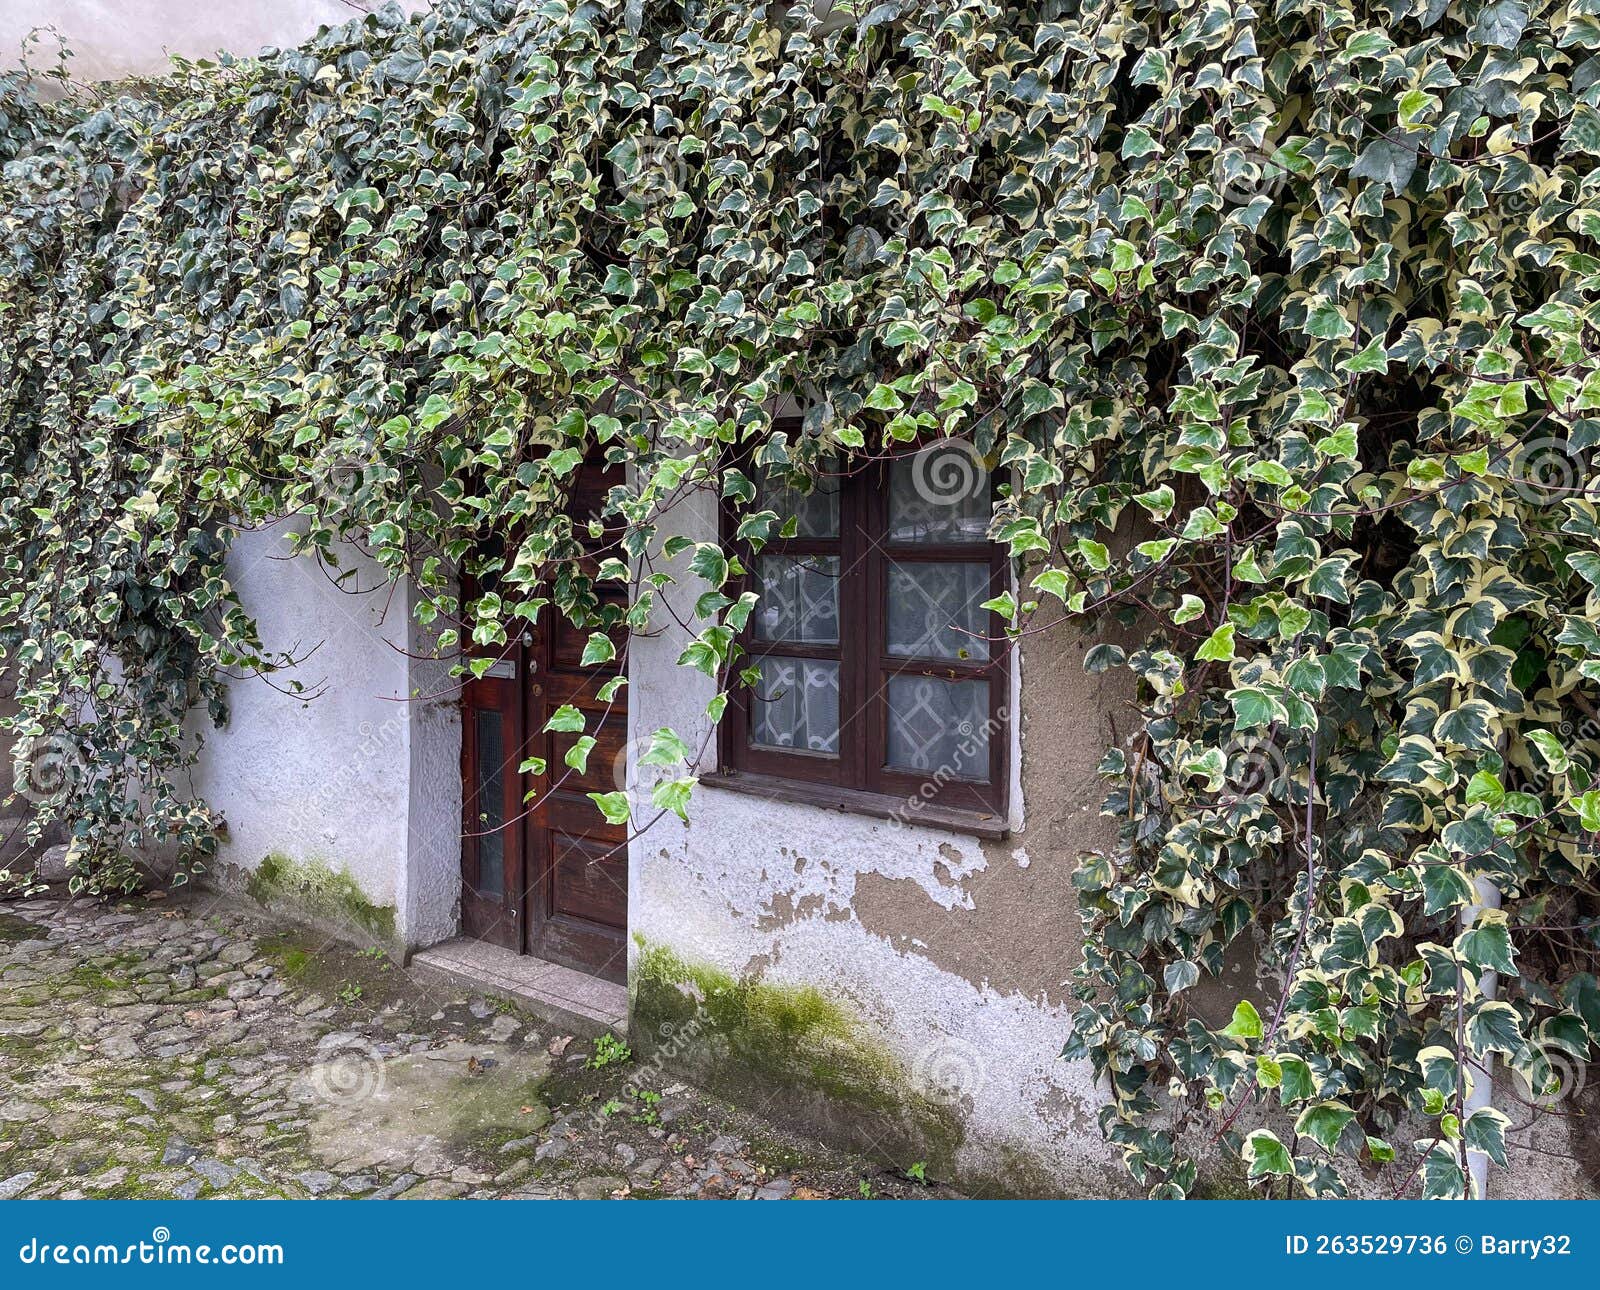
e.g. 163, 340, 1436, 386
459, 458, 629, 981
525, 457, 629, 983
525, 597, 629, 983
460, 661, 524, 950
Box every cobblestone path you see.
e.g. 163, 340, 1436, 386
0, 891, 953, 1200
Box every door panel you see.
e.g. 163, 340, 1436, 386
526, 581, 629, 984
460, 668, 523, 950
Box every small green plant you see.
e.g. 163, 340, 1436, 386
857, 1179, 874, 1200
587, 1032, 631, 1069
336, 981, 363, 1003
598, 1099, 624, 1118
630, 1089, 663, 1126
905, 1162, 927, 1184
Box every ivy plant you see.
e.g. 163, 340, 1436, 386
3, 0, 1600, 1196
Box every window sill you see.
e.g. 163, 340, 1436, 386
701, 770, 1010, 841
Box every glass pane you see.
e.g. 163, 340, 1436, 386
750, 656, 840, 755
887, 562, 991, 661
473, 709, 505, 897
759, 466, 840, 538
754, 555, 840, 645
888, 443, 991, 542
885, 676, 991, 779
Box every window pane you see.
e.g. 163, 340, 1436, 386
887, 562, 991, 661
888, 443, 991, 542
885, 676, 990, 779
754, 555, 840, 645
759, 467, 840, 538
473, 709, 505, 896
750, 657, 840, 755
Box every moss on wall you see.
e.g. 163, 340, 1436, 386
631, 938, 968, 1176
245, 852, 395, 946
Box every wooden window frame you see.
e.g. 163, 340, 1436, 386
716, 428, 1011, 833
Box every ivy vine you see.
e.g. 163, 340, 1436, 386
4, 0, 1600, 1197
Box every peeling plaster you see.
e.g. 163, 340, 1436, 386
626, 477, 1136, 1194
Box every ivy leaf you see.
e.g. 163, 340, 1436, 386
1164, 959, 1199, 995
1465, 1000, 1527, 1059
1432, 700, 1497, 752
1243, 1129, 1293, 1178
688, 544, 730, 587
1221, 999, 1263, 1041
1195, 623, 1236, 662
1350, 135, 1418, 193
564, 735, 597, 773
640, 728, 691, 768
1464, 1107, 1511, 1167
580, 633, 616, 666
1456, 919, 1518, 976
1419, 1145, 1467, 1200
650, 776, 697, 822
1278, 1056, 1317, 1104
1294, 1101, 1355, 1155
1419, 862, 1477, 916
543, 705, 586, 734
586, 792, 632, 826
1228, 687, 1286, 731
1470, 0, 1528, 48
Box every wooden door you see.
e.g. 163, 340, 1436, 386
459, 458, 629, 981
460, 658, 525, 950
525, 459, 630, 983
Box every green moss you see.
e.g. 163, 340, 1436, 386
246, 853, 395, 944
1190, 1161, 1258, 1200
631, 940, 966, 1176
0, 913, 35, 944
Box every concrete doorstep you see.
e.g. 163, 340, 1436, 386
409, 938, 627, 1039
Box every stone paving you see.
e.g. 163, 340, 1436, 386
0, 890, 956, 1200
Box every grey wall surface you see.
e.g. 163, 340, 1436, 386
0, 1, 428, 81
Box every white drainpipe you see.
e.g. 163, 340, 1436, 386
1462, 874, 1502, 1198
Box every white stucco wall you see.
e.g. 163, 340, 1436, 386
188, 519, 458, 952
0, 0, 429, 82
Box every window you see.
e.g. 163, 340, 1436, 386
718, 436, 1010, 829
